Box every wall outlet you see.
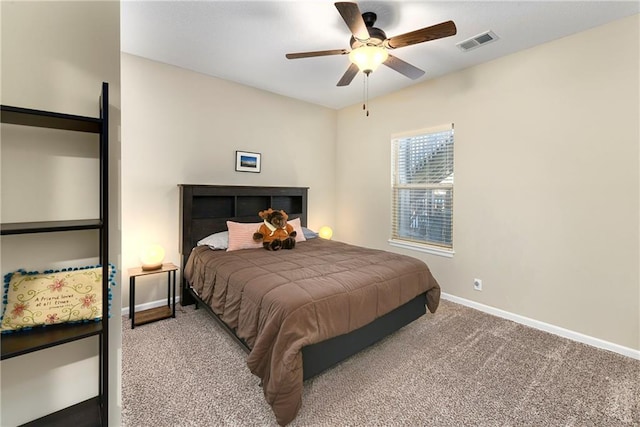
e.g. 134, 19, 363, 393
473, 278, 483, 291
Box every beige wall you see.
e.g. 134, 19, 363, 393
336, 15, 639, 351
122, 15, 638, 353
0, 1, 121, 425
121, 53, 336, 307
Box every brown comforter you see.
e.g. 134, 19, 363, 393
184, 238, 440, 425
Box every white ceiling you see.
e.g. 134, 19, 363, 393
121, 1, 639, 110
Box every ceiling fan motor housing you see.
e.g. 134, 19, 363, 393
350, 27, 387, 48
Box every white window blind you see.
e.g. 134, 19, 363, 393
391, 124, 454, 251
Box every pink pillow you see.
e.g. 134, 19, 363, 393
288, 217, 307, 242
226, 218, 306, 251
226, 221, 263, 251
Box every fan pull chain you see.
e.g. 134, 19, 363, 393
363, 71, 370, 117
362, 73, 366, 112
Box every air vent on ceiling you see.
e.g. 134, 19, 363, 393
456, 30, 499, 52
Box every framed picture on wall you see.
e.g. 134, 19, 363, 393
235, 151, 261, 173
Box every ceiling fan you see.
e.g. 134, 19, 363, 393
285, 2, 457, 87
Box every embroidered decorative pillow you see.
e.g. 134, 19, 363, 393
1, 264, 116, 333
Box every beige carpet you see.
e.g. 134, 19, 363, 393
122, 299, 639, 426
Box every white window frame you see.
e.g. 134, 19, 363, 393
389, 123, 454, 258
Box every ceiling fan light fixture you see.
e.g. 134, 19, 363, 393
348, 45, 388, 74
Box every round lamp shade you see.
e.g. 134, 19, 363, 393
140, 244, 165, 271
348, 46, 389, 73
318, 226, 333, 240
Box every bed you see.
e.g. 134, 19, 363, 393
178, 185, 441, 425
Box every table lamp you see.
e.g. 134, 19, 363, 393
140, 244, 165, 271
318, 226, 333, 240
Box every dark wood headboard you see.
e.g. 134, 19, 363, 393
178, 185, 308, 305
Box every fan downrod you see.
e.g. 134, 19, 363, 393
362, 12, 377, 27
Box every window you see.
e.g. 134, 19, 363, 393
390, 124, 454, 255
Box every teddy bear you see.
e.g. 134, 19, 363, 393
253, 208, 297, 251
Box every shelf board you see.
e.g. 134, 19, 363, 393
1, 219, 102, 235
133, 306, 172, 327
1, 105, 101, 133
1, 322, 103, 360
19, 396, 102, 427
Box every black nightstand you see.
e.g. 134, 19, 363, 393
128, 263, 178, 329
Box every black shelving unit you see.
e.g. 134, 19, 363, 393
0, 82, 109, 426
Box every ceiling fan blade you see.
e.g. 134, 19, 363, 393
383, 54, 425, 80
385, 20, 457, 49
335, 2, 370, 41
337, 63, 359, 86
286, 49, 349, 59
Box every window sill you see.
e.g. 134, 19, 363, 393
388, 239, 454, 258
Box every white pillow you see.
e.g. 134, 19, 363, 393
302, 227, 318, 239
197, 231, 229, 250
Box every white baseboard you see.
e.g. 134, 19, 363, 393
122, 297, 181, 317
441, 293, 640, 361
123, 293, 638, 360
